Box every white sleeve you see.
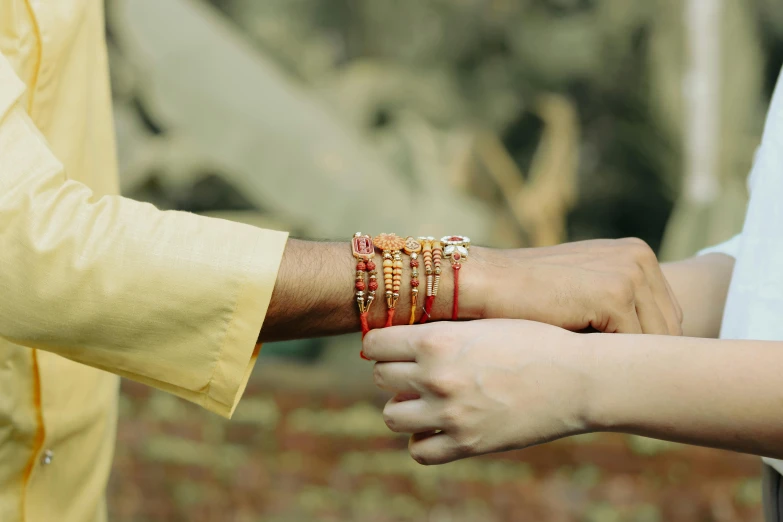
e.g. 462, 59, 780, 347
698, 235, 742, 259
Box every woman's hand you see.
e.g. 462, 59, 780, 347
366, 319, 783, 464
362, 319, 594, 465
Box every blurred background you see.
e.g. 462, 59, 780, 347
104, 0, 783, 520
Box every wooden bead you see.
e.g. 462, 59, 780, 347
383, 267, 393, 275
383, 259, 393, 267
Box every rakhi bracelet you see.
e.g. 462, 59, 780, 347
351, 233, 378, 340
418, 237, 433, 323
420, 238, 443, 324
404, 237, 422, 325
374, 233, 407, 328
442, 235, 470, 321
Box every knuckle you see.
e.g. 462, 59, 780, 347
605, 278, 634, 305
439, 406, 462, 429
418, 326, 459, 357
619, 236, 647, 249
424, 369, 462, 397
625, 266, 646, 288
621, 237, 656, 262
419, 333, 446, 357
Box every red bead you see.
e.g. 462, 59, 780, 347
366, 261, 376, 271
369, 281, 379, 291
453, 253, 461, 261
355, 281, 366, 291
411, 279, 420, 287
410, 260, 419, 267
357, 261, 366, 271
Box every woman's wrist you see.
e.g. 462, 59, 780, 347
574, 332, 622, 434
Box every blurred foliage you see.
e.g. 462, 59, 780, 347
208, 0, 681, 250
108, 369, 766, 522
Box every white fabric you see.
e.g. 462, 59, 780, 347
699, 66, 783, 475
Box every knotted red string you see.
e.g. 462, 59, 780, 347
420, 296, 435, 324
385, 308, 395, 328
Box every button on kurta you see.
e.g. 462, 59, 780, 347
40, 450, 54, 466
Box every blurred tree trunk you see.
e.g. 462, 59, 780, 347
659, 0, 765, 261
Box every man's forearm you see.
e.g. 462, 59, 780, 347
661, 253, 735, 338
586, 333, 783, 459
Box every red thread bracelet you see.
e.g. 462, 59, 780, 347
418, 238, 433, 323
441, 236, 470, 321
374, 233, 407, 328
404, 237, 423, 325
420, 239, 442, 324
351, 233, 377, 359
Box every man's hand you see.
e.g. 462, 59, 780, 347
465, 238, 683, 335
363, 319, 591, 465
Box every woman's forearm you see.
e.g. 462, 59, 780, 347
586, 332, 783, 458
661, 253, 735, 338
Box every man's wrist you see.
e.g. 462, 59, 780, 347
263, 237, 493, 341
459, 246, 533, 321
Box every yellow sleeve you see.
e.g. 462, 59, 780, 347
0, 54, 287, 418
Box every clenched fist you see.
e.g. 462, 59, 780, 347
364, 319, 592, 465
464, 238, 683, 335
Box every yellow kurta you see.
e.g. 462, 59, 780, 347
0, 1, 288, 521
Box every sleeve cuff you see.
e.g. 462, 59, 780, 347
697, 234, 742, 260
202, 228, 288, 418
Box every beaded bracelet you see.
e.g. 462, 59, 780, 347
442, 235, 470, 320
419, 238, 443, 324
418, 237, 433, 323
351, 233, 377, 338
403, 237, 422, 324
374, 233, 407, 328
